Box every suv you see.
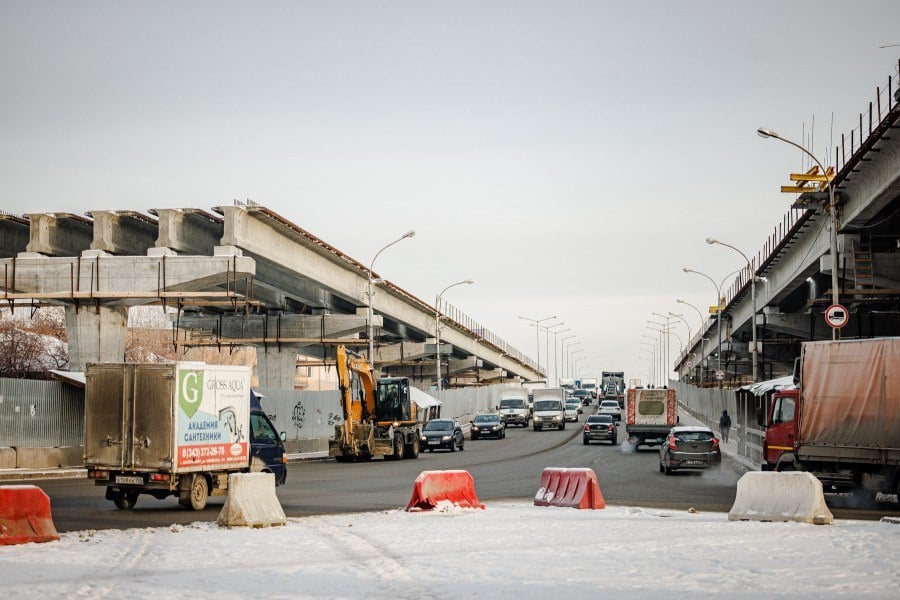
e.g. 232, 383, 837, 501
498, 397, 530, 427
598, 400, 622, 422
572, 389, 591, 405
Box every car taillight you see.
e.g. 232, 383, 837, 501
609, 425, 615, 432
584, 424, 590, 431
712, 437, 720, 450
668, 437, 678, 450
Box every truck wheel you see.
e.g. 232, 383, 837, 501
405, 435, 420, 459
533, 425, 539, 431
112, 490, 139, 509
180, 475, 208, 511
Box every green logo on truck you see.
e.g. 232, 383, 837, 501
178, 370, 204, 418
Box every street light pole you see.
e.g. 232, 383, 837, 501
641, 335, 657, 386
368, 230, 415, 365
435, 279, 474, 393
539, 322, 564, 385
568, 348, 584, 377
758, 127, 838, 340
548, 326, 570, 387
676, 298, 706, 336
519, 315, 556, 379
560, 335, 576, 381
707, 237, 758, 382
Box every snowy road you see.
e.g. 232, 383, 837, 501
2, 502, 898, 599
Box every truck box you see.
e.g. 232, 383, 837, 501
797, 338, 900, 465
625, 388, 677, 446
85, 363, 251, 474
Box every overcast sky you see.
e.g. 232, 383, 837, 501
2, 1, 899, 383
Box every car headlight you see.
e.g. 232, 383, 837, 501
441, 435, 451, 441
553, 415, 562, 421
421, 436, 427, 442
473, 426, 479, 431
492, 425, 500, 430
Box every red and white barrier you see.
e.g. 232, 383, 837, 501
0, 485, 60, 545
534, 468, 606, 510
405, 470, 484, 511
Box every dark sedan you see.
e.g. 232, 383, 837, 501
471, 414, 505, 440
421, 419, 465, 452
583, 414, 618, 445
659, 426, 721, 474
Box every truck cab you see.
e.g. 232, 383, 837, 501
760, 389, 799, 469
249, 391, 288, 485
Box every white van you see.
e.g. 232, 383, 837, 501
531, 388, 566, 431
497, 391, 530, 427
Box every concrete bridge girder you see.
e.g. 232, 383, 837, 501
375, 341, 449, 363
88, 211, 159, 256
0, 215, 30, 258
25, 213, 93, 256
151, 208, 223, 256
179, 313, 369, 344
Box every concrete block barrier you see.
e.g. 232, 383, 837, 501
14, 447, 61, 469
0, 485, 60, 545
0, 447, 15, 469
728, 472, 833, 525
405, 470, 484, 511
216, 473, 286, 528
57, 446, 84, 468
534, 468, 606, 509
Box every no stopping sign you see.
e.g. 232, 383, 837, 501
825, 304, 849, 329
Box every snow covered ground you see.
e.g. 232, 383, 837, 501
2, 502, 898, 599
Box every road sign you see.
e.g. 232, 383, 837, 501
825, 304, 849, 329
715, 370, 725, 381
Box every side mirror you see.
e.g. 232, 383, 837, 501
280, 431, 287, 442
755, 408, 765, 428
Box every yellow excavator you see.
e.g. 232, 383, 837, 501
329, 345, 422, 461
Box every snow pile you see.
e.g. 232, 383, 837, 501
0, 502, 897, 599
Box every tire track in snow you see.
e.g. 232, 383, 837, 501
72, 529, 152, 599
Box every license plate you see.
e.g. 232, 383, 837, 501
428, 440, 439, 445
115, 475, 143, 485
685, 460, 703, 466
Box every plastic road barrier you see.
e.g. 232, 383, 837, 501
728, 472, 833, 525
216, 473, 286, 528
0, 485, 60, 545
405, 470, 484, 511
534, 468, 606, 509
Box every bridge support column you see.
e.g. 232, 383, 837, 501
65, 305, 128, 371
255, 347, 298, 389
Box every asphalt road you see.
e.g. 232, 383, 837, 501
36, 409, 898, 532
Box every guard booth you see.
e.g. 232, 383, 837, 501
410, 387, 442, 425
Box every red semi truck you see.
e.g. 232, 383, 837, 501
759, 338, 900, 500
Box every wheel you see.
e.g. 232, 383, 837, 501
450, 439, 457, 452
664, 465, 672, 475
472, 433, 479, 441
560, 422, 566, 430
181, 475, 208, 511
501, 431, 506, 439
583, 438, 589, 445
405, 435, 420, 459
459, 441, 465, 451
659, 462, 665, 473
389, 434, 405, 460
112, 490, 139, 509
533, 425, 539, 431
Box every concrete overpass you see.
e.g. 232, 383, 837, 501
0, 206, 541, 387
675, 66, 900, 384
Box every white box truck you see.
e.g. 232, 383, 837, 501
531, 388, 566, 431
84, 363, 285, 511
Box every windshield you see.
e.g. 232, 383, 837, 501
588, 415, 613, 424
499, 399, 525, 409
573, 390, 588, 397
674, 430, 714, 442
601, 401, 618, 408
424, 420, 453, 432
474, 415, 499, 423
533, 400, 561, 411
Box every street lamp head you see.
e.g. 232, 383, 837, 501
463, 279, 474, 285
682, 267, 692, 273
757, 127, 777, 139
705, 238, 718, 245
402, 230, 416, 239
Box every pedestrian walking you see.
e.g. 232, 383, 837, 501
719, 409, 731, 443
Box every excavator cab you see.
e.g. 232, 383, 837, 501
376, 377, 413, 423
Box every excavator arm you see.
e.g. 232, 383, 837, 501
335, 345, 376, 447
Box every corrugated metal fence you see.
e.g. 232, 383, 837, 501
0, 377, 84, 447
